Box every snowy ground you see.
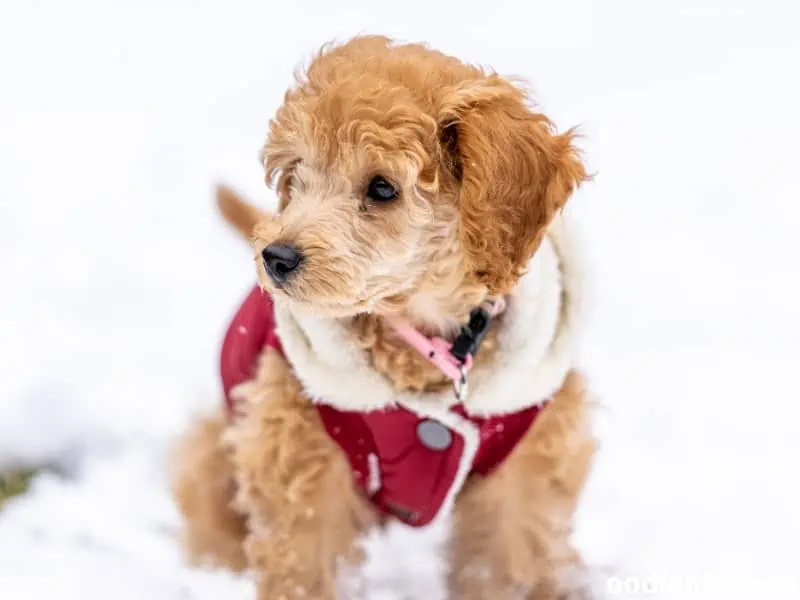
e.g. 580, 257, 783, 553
2, 1, 799, 598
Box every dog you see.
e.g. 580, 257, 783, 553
172, 36, 595, 600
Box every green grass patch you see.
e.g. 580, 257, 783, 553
0, 470, 36, 509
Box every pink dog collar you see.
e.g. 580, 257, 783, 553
385, 297, 506, 400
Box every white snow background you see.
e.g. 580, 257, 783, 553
1, 1, 799, 598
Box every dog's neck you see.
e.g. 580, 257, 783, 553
273, 216, 583, 416
388, 286, 484, 338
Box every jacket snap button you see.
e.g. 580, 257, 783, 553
416, 419, 452, 451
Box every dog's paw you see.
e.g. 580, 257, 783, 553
527, 577, 597, 600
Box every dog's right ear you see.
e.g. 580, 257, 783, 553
215, 185, 268, 241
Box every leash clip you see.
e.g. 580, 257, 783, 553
454, 365, 469, 402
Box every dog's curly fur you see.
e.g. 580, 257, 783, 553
172, 36, 595, 599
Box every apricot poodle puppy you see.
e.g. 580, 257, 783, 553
173, 36, 596, 600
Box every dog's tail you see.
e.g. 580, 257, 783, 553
215, 184, 268, 241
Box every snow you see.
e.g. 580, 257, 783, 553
1, 0, 799, 598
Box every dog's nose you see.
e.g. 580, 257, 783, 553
262, 244, 303, 283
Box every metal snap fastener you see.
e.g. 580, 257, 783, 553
416, 419, 453, 451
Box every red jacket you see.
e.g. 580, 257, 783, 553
221, 286, 543, 527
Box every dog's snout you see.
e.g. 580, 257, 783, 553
262, 244, 303, 283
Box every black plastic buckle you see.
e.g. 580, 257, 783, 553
450, 307, 492, 363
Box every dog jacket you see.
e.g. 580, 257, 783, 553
221, 286, 544, 527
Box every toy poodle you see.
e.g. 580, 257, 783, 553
172, 36, 595, 600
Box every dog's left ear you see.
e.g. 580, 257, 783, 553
439, 76, 587, 293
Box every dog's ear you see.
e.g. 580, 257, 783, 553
215, 184, 267, 241
438, 76, 586, 293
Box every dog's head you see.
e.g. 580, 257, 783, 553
254, 36, 585, 330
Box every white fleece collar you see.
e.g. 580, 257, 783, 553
273, 216, 582, 417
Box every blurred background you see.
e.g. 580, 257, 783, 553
1, 0, 798, 598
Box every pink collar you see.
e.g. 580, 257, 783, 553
385, 298, 506, 400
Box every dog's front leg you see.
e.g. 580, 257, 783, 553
447, 371, 596, 600
228, 350, 375, 600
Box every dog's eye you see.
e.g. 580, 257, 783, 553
366, 176, 398, 202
